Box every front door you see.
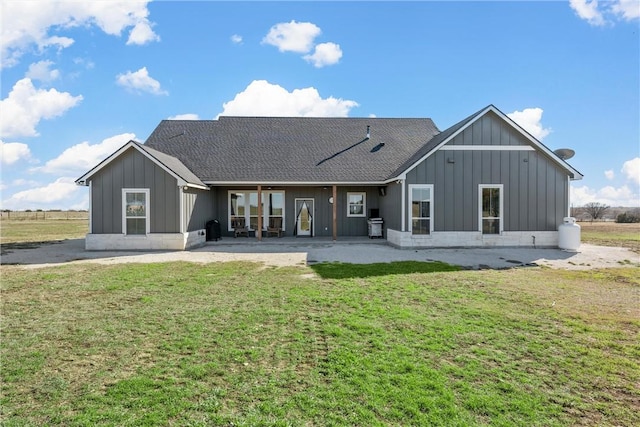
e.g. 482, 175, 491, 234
295, 198, 314, 236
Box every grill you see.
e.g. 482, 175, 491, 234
367, 218, 384, 239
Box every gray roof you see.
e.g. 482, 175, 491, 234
144, 116, 440, 183
76, 140, 207, 188
133, 141, 206, 187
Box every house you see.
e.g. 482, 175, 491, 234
75, 105, 583, 250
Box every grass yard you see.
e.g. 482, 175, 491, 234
0, 219, 88, 245
579, 221, 640, 253
1, 261, 638, 426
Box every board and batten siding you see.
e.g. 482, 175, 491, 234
379, 181, 402, 231
212, 186, 381, 237
183, 187, 215, 232
405, 112, 569, 232
449, 110, 531, 147
90, 147, 180, 234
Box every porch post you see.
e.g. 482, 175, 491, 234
257, 185, 262, 241
332, 185, 337, 241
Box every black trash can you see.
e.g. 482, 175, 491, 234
206, 219, 221, 241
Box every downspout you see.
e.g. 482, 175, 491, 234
332, 185, 337, 241
179, 185, 185, 234
400, 178, 406, 232
88, 181, 93, 234
567, 176, 571, 217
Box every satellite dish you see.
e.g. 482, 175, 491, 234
554, 148, 575, 160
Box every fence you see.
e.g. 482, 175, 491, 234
0, 211, 89, 221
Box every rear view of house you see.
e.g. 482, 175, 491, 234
76, 105, 582, 250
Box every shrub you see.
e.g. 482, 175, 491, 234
616, 212, 640, 223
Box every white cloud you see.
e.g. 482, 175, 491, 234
571, 184, 639, 207
167, 114, 200, 120
604, 169, 615, 180
26, 60, 60, 82
612, 0, 640, 20
127, 21, 160, 45
0, 141, 32, 165
304, 42, 343, 68
569, 0, 606, 26
622, 157, 640, 186
12, 178, 40, 187
569, 0, 639, 26
231, 34, 243, 44
507, 107, 551, 141
1, 1, 159, 68
0, 78, 83, 138
571, 157, 640, 207
33, 133, 135, 175
73, 57, 95, 69
219, 80, 359, 118
1, 177, 81, 210
262, 20, 321, 53
116, 67, 168, 95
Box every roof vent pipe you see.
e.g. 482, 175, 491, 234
366, 125, 370, 139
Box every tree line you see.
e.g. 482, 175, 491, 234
577, 202, 639, 223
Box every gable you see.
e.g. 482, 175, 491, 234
444, 110, 531, 147
76, 140, 207, 189
397, 105, 583, 180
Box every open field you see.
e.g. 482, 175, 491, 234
579, 222, 640, 253
0, 219, 88, 247
0, 211, 88, 221
1, 261, 639, 426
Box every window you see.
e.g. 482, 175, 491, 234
122, 189, 150, 235
230, 192, 246, 229
480, 185, 503, 234
268, 192, 284, 225
229, 191, 285, 231
409, 184, 433, 235
347, 192, 366, 217
249, 192, 259, 230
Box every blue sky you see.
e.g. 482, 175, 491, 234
1, 0, 639, 210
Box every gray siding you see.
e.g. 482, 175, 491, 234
379, 182, 402, 231
405, 113, 569, 232
211, 186, 381, 238
183, 187, 215, 232
450, 111, 529, 146
90, 148, 180, 234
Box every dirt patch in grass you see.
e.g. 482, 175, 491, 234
0, 240, 61, 256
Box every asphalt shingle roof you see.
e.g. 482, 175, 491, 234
133, 141, 206, 187
144, 116, 441, 183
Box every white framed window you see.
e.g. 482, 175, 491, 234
229, 190, 285, 231
122, 188, 150, 235
347, 192, 366, 217
408, 184, 433, 235
479, 185, 503, 234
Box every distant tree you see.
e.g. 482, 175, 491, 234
616, 211, 640, 223
583, 202, 610, 222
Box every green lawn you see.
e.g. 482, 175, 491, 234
1, 261, 638, 426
